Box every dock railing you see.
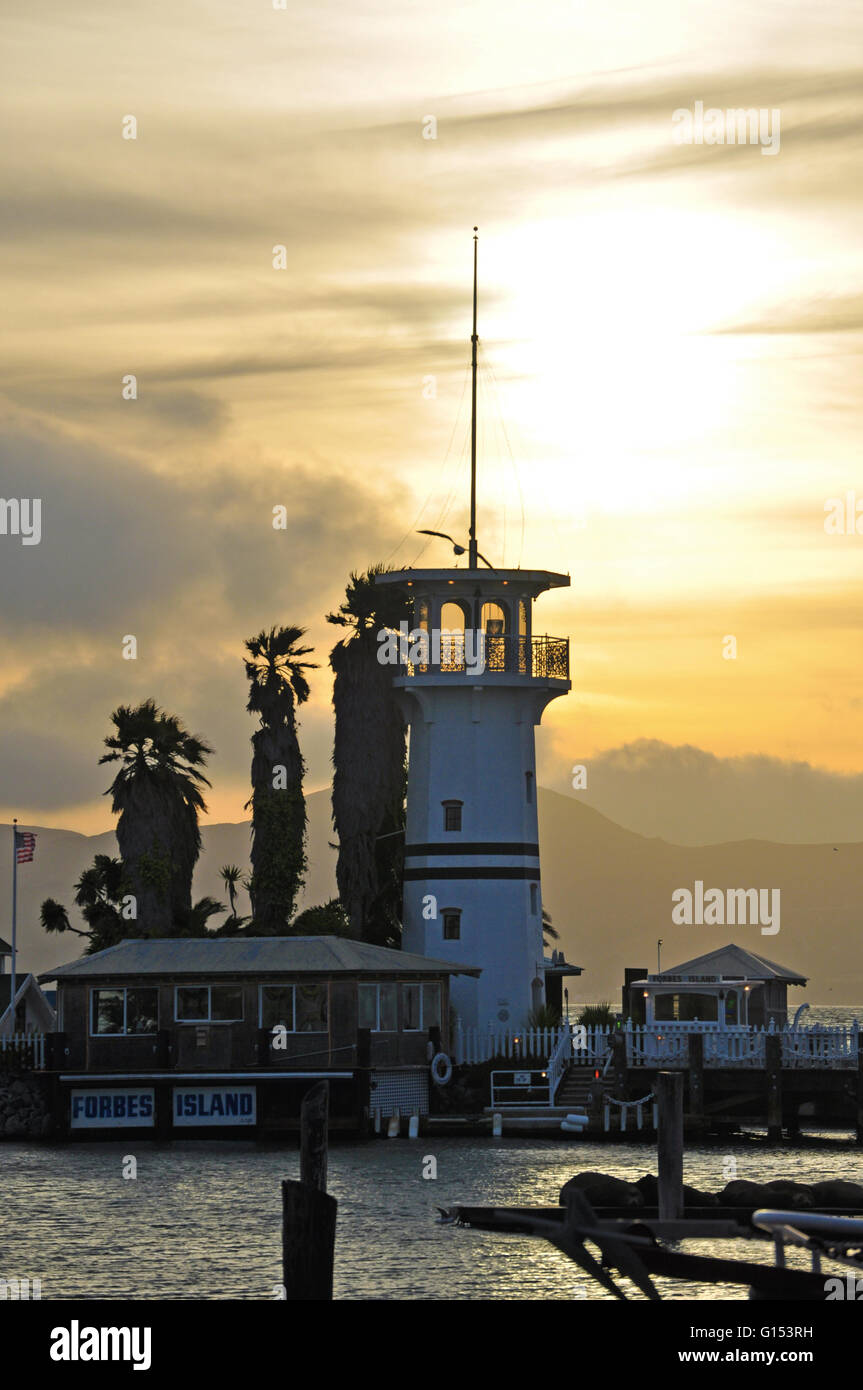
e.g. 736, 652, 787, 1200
453, 1020, 860, 1071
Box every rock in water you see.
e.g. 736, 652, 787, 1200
635, 1173, 718, 1207
560, 1171, 643, 1207
719, 1179, 813, 1208
810, 1180, 863, 1209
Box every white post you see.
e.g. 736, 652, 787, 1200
492, 1112, 502, 1137
408, 1112, 419, 1139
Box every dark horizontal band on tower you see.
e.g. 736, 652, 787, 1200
404, 842, 540, 858
404, 866, 541, 881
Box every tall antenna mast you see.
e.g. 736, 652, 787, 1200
469, 226, 478, 570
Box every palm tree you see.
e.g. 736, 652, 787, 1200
214, 864, 251, 936
41, 854, 133, 954
327, 566, 410, 945
174, 895, 226, 936
220, 864, 242, 917
244, 626, 317, 933
542, 905, 559, 949
290, 898, 356, 937
99, 700, 213, 934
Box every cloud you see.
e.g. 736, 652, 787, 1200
0, 413, 417, 815
716, 293, 863, 336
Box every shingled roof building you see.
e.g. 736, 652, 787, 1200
39, 937, 480, 1136
629, 944, 807, 1028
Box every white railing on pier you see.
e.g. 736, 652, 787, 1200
0, 1032, 45, 1069
546, 1025, 573, 1105
453, 1023, 563, 1066
453, 1023, 606, 1068
452, 1020, 861, 1071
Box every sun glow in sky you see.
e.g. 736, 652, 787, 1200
1, 0, 862, 837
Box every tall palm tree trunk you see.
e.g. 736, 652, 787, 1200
330, 627, 407, 945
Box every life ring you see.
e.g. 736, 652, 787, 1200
430, 1052, 452, 1086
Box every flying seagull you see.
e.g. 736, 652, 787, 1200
417, 530, 494, 568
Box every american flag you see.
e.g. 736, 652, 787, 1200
15, 831, 36, 863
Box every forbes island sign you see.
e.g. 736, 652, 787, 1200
173, 1085, 256, 1127
70, 1089, 155, 1129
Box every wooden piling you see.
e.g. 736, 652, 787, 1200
687, 1032, 704, 1118
656, 1071, 684, 1221
281, 1081, 337, 1300
856, 1032, 863, 1146
611, 1034, 628, 1096
765, 1034, 783, 1143
299, 1080, 329, 1192
355, 1026, 371, 1135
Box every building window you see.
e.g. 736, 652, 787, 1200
443, 800, 462, 832
402, 982, 442, 1032
442, 910, 461, 941
357, 982, 398, 1032
525, 771, 534, 804
530, 884, 538, 915
91, 987, 158, 1036
259, 984, 328, 1033
175, 984, 244, 1023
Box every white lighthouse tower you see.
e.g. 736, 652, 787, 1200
375, 232, 571, 1031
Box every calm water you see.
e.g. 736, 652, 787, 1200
3, 1135, 863, 1301
1, 1004, 860, 1302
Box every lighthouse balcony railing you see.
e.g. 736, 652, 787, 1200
401, 633, 569, 680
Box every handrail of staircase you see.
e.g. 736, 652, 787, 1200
546, 1025, 573, 1106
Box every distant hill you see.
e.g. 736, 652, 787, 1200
6, 787, 861, 1004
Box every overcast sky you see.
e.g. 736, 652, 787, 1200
2, 0, 862, 841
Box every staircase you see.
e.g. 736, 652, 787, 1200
554, 1064, 599, 1111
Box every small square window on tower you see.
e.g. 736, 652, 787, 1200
442, 800, 462, 832
442, 909, 461, 940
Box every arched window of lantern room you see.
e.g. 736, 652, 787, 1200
440, 601, 467, 672
481, 601, 508, 672
480, 601, 508, 634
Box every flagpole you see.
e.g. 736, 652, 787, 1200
11, 818, 17, 1034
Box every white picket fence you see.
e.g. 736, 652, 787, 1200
0, 1032, 46, 1069
453, 1023, 611, 1067
453, 1020, 861, 1071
